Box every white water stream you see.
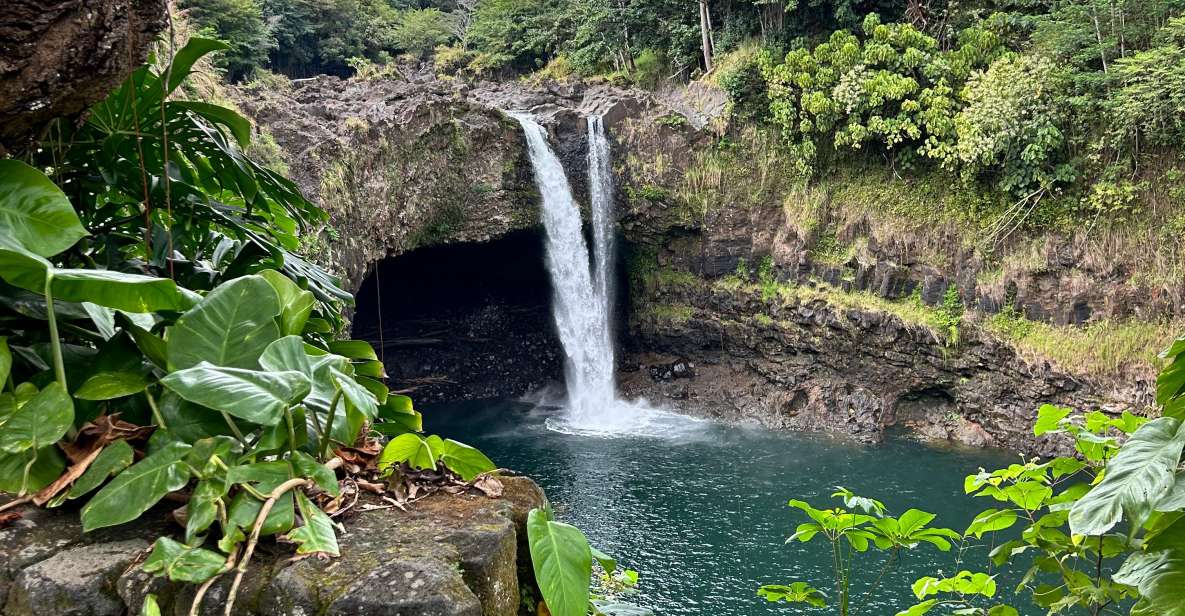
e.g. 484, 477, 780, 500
512, 113, 686, 435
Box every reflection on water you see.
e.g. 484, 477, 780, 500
426, 398, 1033, 616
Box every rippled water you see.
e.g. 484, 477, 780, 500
427, 399, 1035, 616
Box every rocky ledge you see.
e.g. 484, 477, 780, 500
619, 277, 1147, 455
0, 476, 545, 616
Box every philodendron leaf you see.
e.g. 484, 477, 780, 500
260, 335, 312, 376
160, 362, 310, 426
329, 366, 378, 420
290, 451, 340, 497
81, 442, 192, 531
527, 507, 593, 616
142, 537, 227, 583
1114, 517, 1185, 616
0, 159, 88, 257
185, 479, 228, 543
141, 594, 162, 616
0, 235, 51, 293
1069, 417, 1185, 536
65, 440, 135, 500
430, 437, 496, 482
73, 371, 149, 400
50, 269, 193, 313
0, 382, 73, 453
288, 491, 340, 556
259, 270, 314, 336
373, 394, 422, 436
226, 461, 295, 536
166, 275, 281, 371
0, 447, 65, 494
377, 433, 437, 471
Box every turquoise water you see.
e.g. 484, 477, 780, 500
426, 399, 1032, 616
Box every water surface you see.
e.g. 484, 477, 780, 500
427, 399, 1031, 616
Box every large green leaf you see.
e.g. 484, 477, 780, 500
0, 160, 87, 257
330, 366, 378, 419
1114, 518, 1185, 616
259, 270, 314, 337
65, 440, 135, 500
0, 447, 65, 494
226, 461, 295, 536
431, 438, 496, 481
288, 491, 340, 557
166, 275, 281, 371
377, 433, 437, 471
73, 371, 149, 400
0, 382, 73, 453
50, 269, 193, 313
527, 507, 592, 616
160, 362, 310, 426
1069, 417, 1185, 536
157, 391, 232, 442
185, 479, 227, 543
81, 442, 192, 531
259, 335, 312, 376
165, 38, 230, 94
0, 235, 52, 292
142, 537, 227, 583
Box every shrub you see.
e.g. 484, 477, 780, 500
631, 48, 667, 90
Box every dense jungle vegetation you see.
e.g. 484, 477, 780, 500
3, 1, 1185, 615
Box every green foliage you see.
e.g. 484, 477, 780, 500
761, 377, 1185, 615
178, 0, 276, 80
0, 40, 494, 608
759, 488, 960, 615
393, 9, 456, 59
526, 507, 651, 616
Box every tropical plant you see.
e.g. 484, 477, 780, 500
526, 506, 653, 616
757, 489, 964, 615
759, 330, 1185, 615
0, 37, 493, 613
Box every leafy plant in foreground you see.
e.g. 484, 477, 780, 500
760, 332, 1185, 615
0, 37, 494, 613
526, 506, 653, 616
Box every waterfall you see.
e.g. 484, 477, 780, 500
587, 115, 616, 334
512, 112, 692, 436
511, 113, 616, 424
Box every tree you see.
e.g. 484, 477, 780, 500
393, 9, 456, 58
179, 0, 275, 80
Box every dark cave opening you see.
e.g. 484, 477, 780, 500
351, 230, 562, 403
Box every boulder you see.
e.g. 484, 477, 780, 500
2, 476, 546, 616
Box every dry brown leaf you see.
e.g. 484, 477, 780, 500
31, 444, 105, 506
472, 475, 504, 498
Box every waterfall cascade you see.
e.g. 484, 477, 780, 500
512, 112, 681, 434
511, 113, 616, 426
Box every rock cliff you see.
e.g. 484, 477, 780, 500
237, 73, 1164, 452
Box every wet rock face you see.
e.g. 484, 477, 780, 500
0, 477, 546, 616
619, 279, 1145, 455
0, 0, 166, 155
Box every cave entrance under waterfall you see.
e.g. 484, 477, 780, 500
351, 229, 566, 404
